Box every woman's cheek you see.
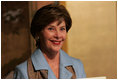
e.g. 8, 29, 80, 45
63, 33, 67, 40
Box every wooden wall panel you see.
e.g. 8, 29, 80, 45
1, 1, 31, 78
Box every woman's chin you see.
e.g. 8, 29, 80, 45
50, 48, 61, 53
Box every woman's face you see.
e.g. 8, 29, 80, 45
39, 20, 67, 54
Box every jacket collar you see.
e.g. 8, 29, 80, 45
31, 48, 74, 79
59, 50, 73, 79
31, 49, 49, 70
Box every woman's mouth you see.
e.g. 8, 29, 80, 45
50, 40, 61, 45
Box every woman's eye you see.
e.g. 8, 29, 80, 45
60, 27, 66, 31
48, 28, 54, 30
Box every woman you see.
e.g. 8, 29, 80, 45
14, 4, 86, 79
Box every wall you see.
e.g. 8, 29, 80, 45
1, 2, 31, 78
66, 1, 117, 79
1, 1, 54, 78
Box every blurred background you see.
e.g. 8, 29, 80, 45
1, 1, 117, 79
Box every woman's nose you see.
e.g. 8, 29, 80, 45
54, 30, 61, 39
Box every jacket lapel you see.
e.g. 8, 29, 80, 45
60, 65, 72, 79
30, 49, 76, 79
31, 49, 57, 79
65, 66, 76, 79
59, 50, 76, 79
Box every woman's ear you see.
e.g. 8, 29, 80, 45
35, 33, 40, 41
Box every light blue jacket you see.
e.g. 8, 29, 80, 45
14, 49, 86, 79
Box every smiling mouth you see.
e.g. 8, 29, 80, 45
50, 40, 62, 45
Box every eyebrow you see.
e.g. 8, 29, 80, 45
48, 25, 55, 27
48, 25, 66, 28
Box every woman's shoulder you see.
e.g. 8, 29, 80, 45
70, 57, 82, 64
68, 56, 84, 67
69, 57, 86, 78
60, 49, 83, 65
16, 60, 27, 70
14, 60, 28, 79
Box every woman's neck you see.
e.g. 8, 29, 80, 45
43, 51, 60, 63
40, 50, 59, 63
42, 50, 60, 79
39, 48, 60, 79
39, 46, 60, 60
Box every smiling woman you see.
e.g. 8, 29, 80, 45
14, 3, 86, 79
39, 20, 66, 54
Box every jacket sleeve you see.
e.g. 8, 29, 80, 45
72, 57, 86, 78
78, 60, 86, 78
13, 61, 28, 79
13, 67, 25, 79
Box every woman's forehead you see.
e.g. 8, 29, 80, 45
48, 20, 66, 27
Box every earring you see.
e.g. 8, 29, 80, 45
35, 36, 39, 41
